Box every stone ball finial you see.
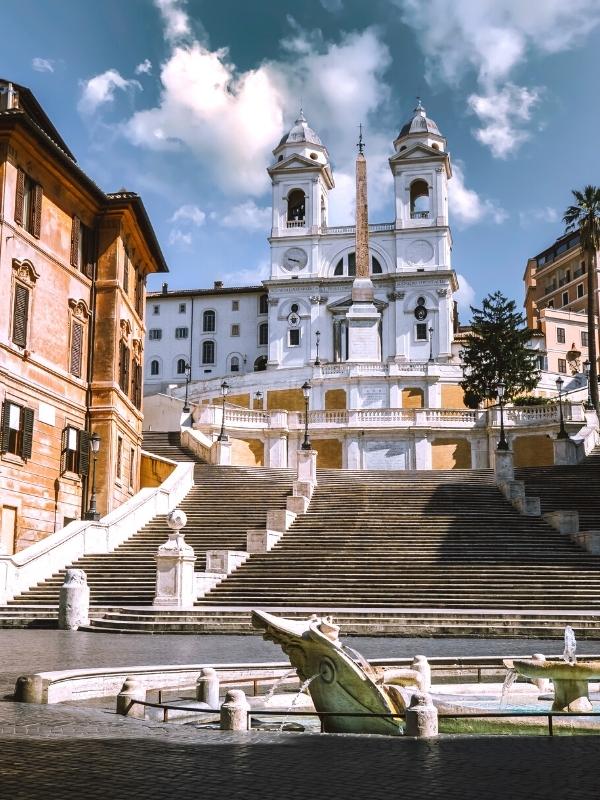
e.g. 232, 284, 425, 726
64, 568, 88, 586
167, 509, 187, 531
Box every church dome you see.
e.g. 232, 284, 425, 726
397, 100, 441, 138
278, 109, 323, 148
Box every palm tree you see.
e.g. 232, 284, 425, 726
563, 186, 600, 414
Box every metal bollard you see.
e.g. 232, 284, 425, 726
220, 689, 250, 731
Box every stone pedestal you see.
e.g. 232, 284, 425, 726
220, 689, 250, 731
116, 677, 146, 718
213, 440, 232, 466
346, 286, 381, 363
58, 569, 90, 630
297, 449, 317, 486
154, 509, 196, 608
196, 667, 220, 708
411, 656, 431, 693
404, 691, 438, 738
554, 437, 577, 466
494, 450, 514, 483
246, 529, 283, 553
543, 510, 579, 535
205, 550, 248, 574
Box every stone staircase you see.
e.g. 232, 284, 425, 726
141, 430, 200, 462
6, 462, 294, 608
517, 447, 600, 531
194, 466, 600, 612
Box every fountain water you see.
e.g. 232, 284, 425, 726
563, 625, 577, 665
500, 668, 518, 708
262, 669, 297, 705
278, 674, 320, 731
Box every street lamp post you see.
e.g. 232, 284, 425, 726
496, 382, 509, 451
84, 432, 101, 521
584, 360, 592, 409
182, 361, 192, 413
314, 330, 321, 366
428, 326, 434, 363
254, 390, 263, 409
556, 376, 569, 439
217, 381, 230, 442
301, 381, 312, 450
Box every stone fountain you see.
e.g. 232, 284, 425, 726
505, 626, 600, 713
252, 610, 426, 735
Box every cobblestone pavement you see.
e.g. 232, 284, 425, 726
2, 630, 600, 798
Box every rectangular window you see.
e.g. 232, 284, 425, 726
547, 300, 554, 308
118, 341, 130, 393
416, 323, 428, 341
175, 327, 189, 339
562, 291, 569, 306
148, 329, 162, 340
232, 300, 239, 311
179, 303, 186, 314
11, 283, 29, 348
129, 447, 135, 489
60, 426, 89, 476
131, 361, 143, 409
288, 328, 300, 347
70, 217, 94, 277
259, 294, 268, 314
1, 401, 34, 460
123, 249, 130, 294
15, 170, 42, 237
70, 321, 84, 378
558, 358, 567, 374
231, 324, 240, 337
135, 273, 145, 318
116, 436, 123, 483
556, 327, 566, 344
153, 305, 160, 315
582, 331, 589, 347
202, 340, 215, 364
577, 283, 585, 298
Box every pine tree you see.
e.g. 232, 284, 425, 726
460, 291, 539, 408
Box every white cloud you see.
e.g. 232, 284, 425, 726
125, 6, 391, 196
468, 84, 540, 158
168, 228, 192, 247
78, 69, 141, 116
455, 273, 476, 318
170, 204, 206, 226
448, 162, 507, 227
219, 260, 270, 286
155, 0, 192, 43
219, 201, 271, 231
135, 59, 153, 75
519, 206, 559, 227
320, 0, 343, 11
395, 0, 600, 156
32, 57, 55, 73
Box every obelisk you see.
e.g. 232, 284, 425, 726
346, 126, 381, 362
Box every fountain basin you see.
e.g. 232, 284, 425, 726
505, 659, 600, 713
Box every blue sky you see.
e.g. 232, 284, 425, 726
3, 0, 600, 320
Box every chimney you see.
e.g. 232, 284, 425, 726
161, 282, 168, 294
214, 281, 223, 289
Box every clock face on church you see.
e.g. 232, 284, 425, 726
282, 247, 308, 272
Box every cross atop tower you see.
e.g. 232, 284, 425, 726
357, 123, 365, 155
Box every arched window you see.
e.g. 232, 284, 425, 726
410, 180, 430, 218
203, 309, 215, 332
259, 322, 268, 346
202, 340, 215, 364
287, 189, 305, 223
176, 358, 186, 375
254, 355, 267, 372
259, 293, 268, 314
333, 252, 384, 276
150, 359, 160, 376
230, 355, 240, 373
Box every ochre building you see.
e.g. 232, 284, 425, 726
0, 79, 167, 553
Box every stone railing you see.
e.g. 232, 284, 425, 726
324, 222, 394, 235
320, 363, 390, 377
180, 427, 212, 462
191, 402, 588, 436
0, 460, 195, 605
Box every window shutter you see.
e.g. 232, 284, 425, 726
83, 225, 95, 279
60, 426, 68, 474
15, 168, 25, 225
123, 346, 130, 396
135, 363, 143, 409
32, 183, 43, 239
78, 429, 90, 476
21, 407, 34, 460
70, 216, 80, 267
123, 254, 129, 294
119, 340, 126, 390
12, 284, 29, 348
70, 321, 83, 377
0, 401, 10, 452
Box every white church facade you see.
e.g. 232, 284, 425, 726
144, 104, 584, 470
